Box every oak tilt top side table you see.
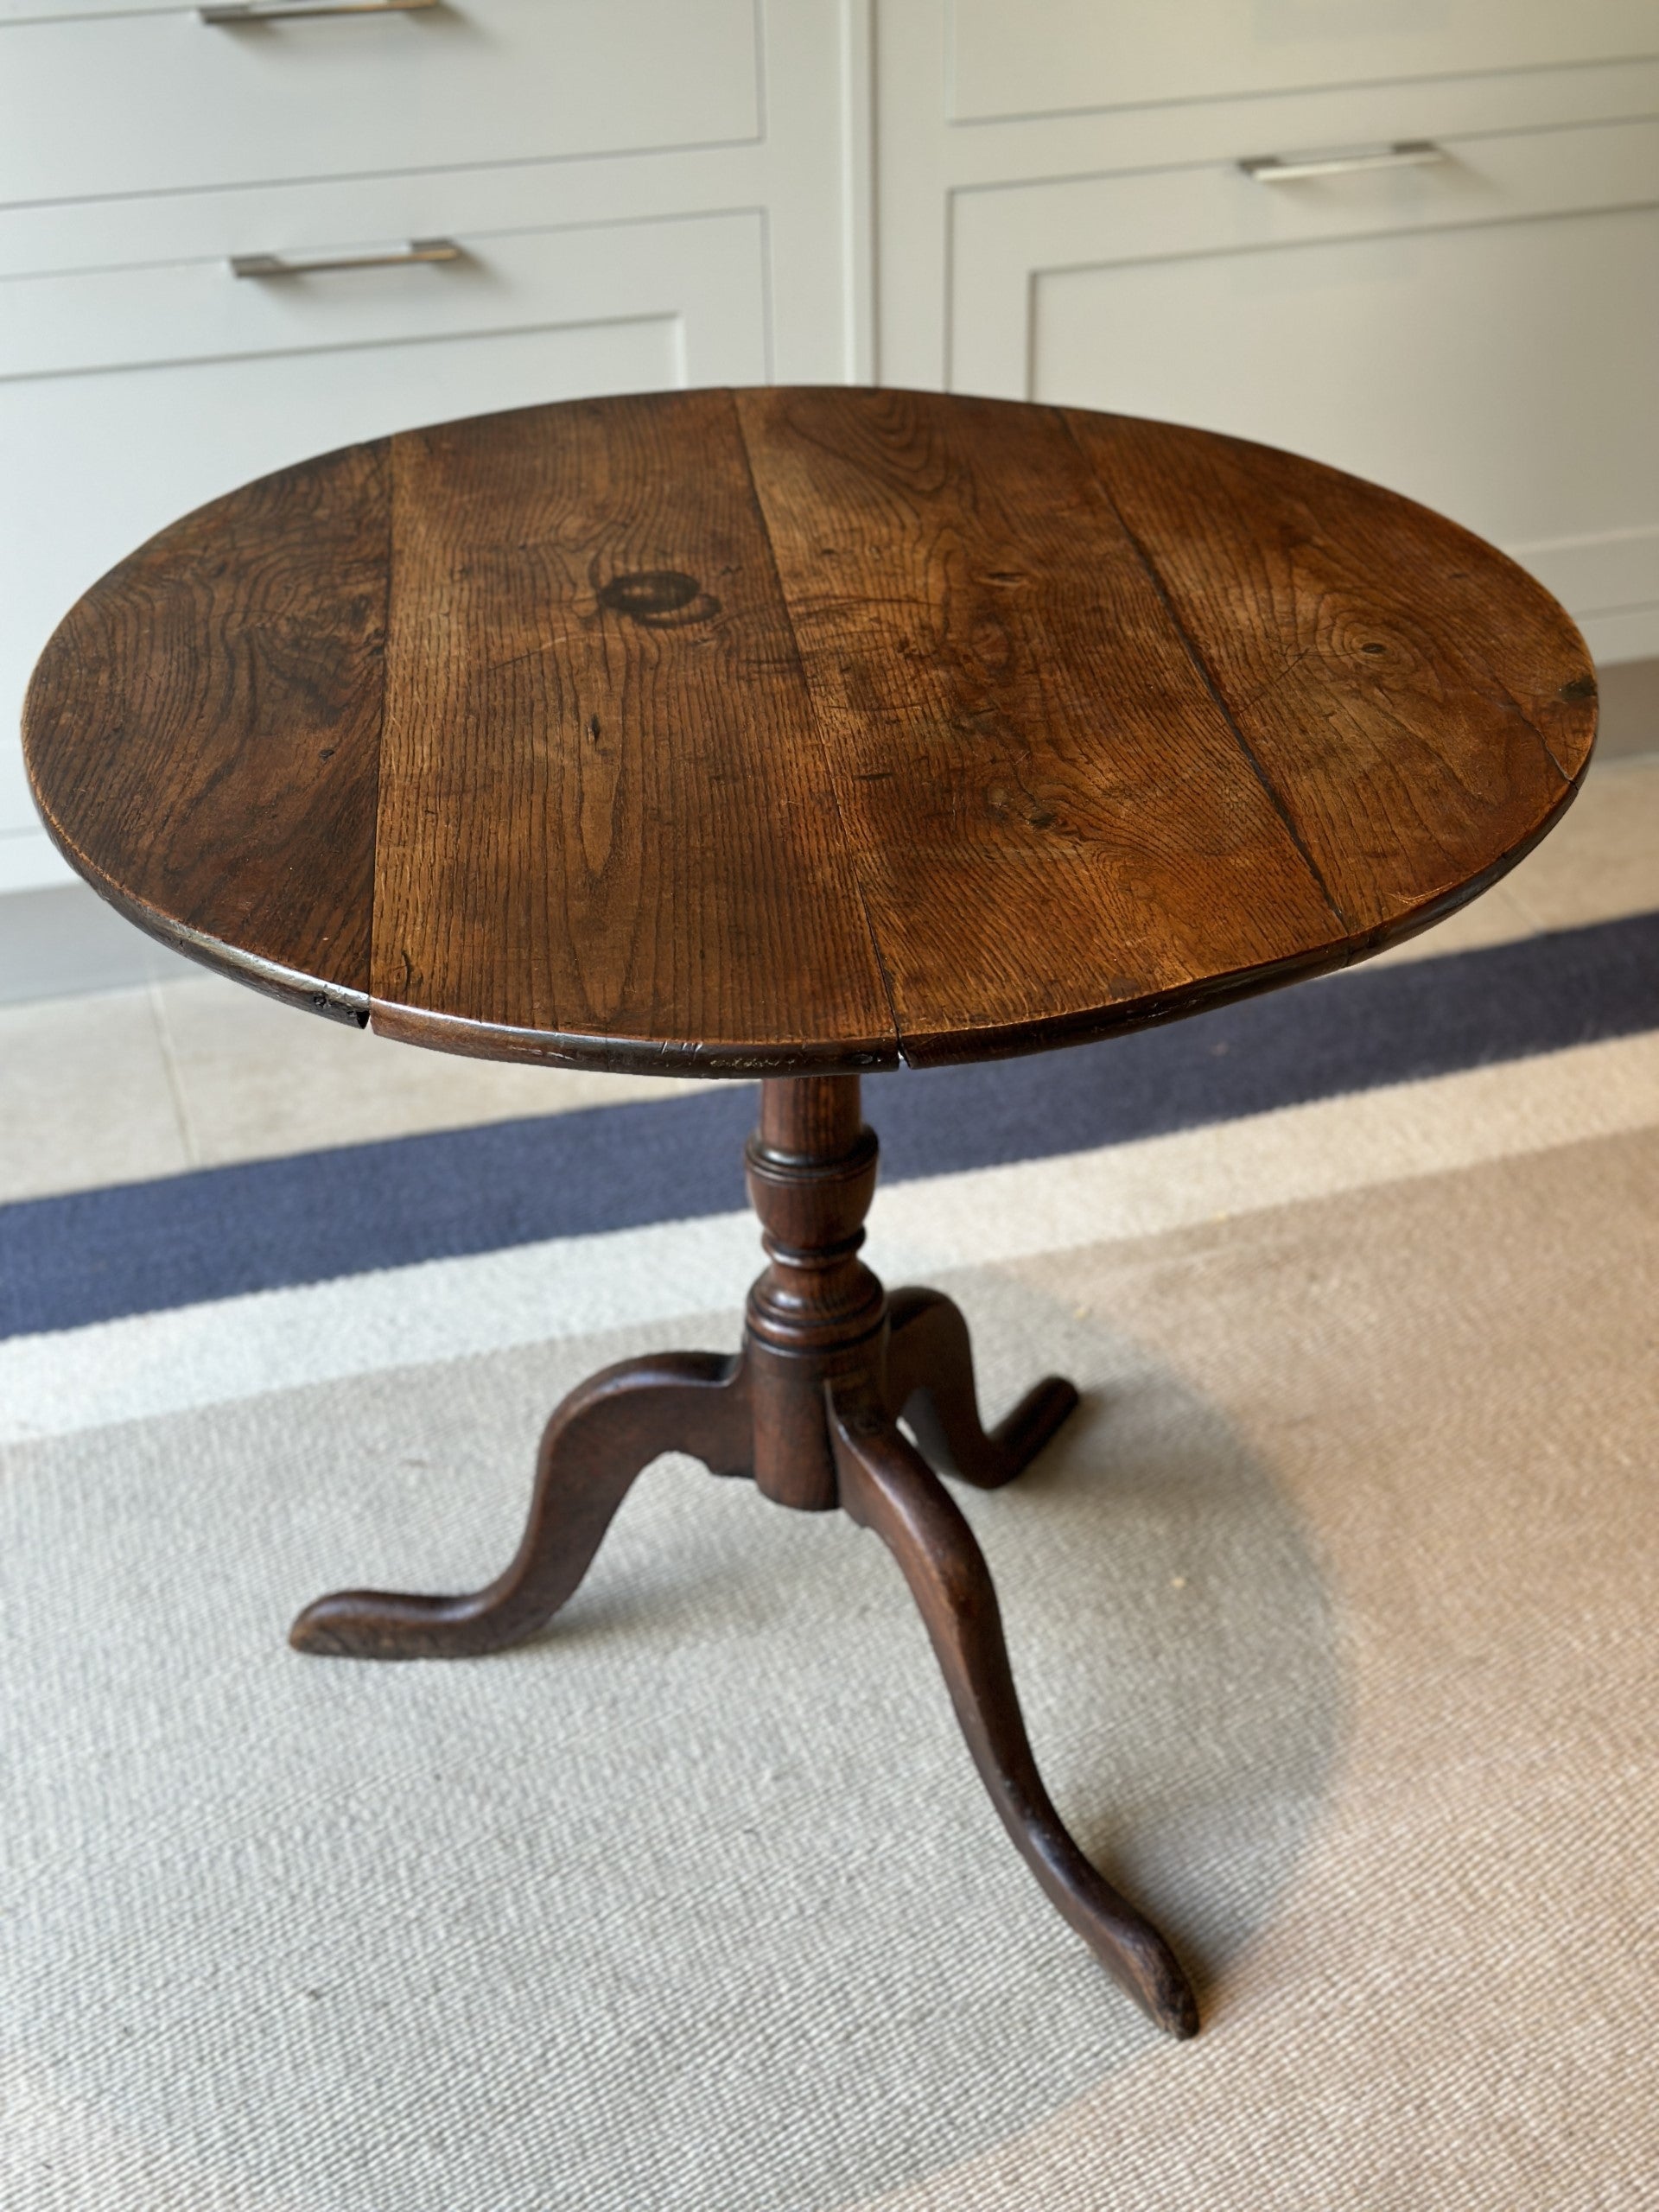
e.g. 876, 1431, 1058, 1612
24, 387, 1596, 2038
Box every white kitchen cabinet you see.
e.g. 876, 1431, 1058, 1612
0, 0, 759, 205
3, 207, 767, 384
947, 0, 1658, 124
952, 118, 1659, 637
0, 211, 767, 861
0, 0, 860, 905
878, 5, 1659, 668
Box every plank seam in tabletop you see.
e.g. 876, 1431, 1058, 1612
365, 391, 898, 1074
1059, 410, 1353, 938
728, 397, 906, 1064
733, 385, 1364, 1070
359, 440, 396, 1038
856, 877, 906, 1052
1058, 409, 1598, 944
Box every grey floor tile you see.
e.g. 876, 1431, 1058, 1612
1503, 753, 1659, 932
0, 986, 190, 1203
152, 972, 714, 1169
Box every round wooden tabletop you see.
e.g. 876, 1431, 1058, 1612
25, 388, 1596, 1075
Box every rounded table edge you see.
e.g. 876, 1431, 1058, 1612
365, 998, 903, 1080
29, 795, 371, 1027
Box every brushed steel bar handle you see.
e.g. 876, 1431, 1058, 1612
201, 0, 436, 22
230, 237, 461, 277
1240, 139, 1448, 183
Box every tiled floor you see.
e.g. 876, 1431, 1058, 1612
2, 751, 1655, 1208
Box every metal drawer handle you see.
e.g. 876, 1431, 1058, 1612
1240, 140, 1448, 183
230, 237, 461, 277
200, 0, 436, 22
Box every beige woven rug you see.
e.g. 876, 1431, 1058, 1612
3, 1117, 1656, 2209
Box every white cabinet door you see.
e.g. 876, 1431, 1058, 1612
0, 0, 759, 206
949, 0, 1659, 124
0, 208, 766, 880
950, 117, 1659, 662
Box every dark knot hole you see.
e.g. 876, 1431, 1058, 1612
596, 569, 704, 623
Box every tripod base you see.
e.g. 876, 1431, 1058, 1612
290, 1076, 1198, 2039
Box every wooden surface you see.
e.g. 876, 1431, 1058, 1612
24, 388, 1597, 1071
372, 391, 890, 1067
24, 441, 390, 1021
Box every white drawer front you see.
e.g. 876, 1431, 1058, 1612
0, 0, 758, 207
4, 212, 759, 380
0, 207, 766, 852
951, 116, 1659, 652
949, 0, 1659, 125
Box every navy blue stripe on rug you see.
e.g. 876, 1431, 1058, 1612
3, 906, 1656, 1339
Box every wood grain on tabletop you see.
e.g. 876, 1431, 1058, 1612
22, 441, 389, 1019
371, 389, 893, 1070
736, 385, 1342, 1064
1065, 410, 1598, 942
21, 389, 1599, 1072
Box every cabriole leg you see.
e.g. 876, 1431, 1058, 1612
289, 1351, 749, 1659
885, 1285, 1078, 1490
830, 1385, 1199, 2039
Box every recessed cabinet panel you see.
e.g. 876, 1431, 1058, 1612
950, 116, 1659, 649
0, 209, 767, 849
949, 0, 1659, 124
0, 0, 759, 207
1031, 204, 1659, 556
